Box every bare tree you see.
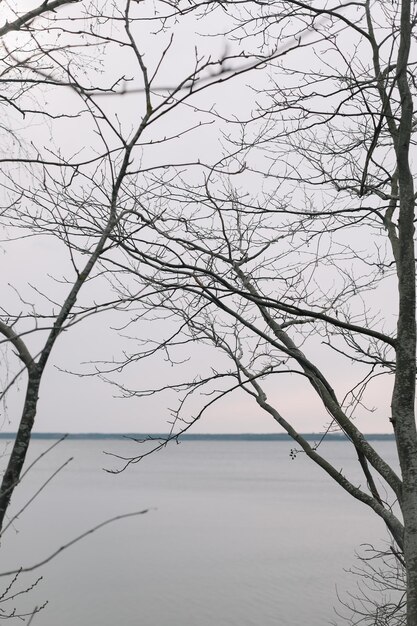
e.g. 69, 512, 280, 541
84, 1, 417, 623
335, 544, 406, 626
0, 0, 274, 618
2, 0, 417, 623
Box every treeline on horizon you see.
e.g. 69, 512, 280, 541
0, 432, 396, 441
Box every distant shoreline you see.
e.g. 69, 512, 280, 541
0, 432, 396, 441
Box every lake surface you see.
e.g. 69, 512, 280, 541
0, 438, 399, 625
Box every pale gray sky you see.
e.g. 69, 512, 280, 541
1, 0, 401, 434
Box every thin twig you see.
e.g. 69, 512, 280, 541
0, 509, 150, 577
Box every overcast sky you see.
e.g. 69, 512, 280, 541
1, 1, 400, 435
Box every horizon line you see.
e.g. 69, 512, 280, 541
0, 431, 395, 440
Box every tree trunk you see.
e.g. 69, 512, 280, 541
388, 1, 417, 622
0, 369, 41, 532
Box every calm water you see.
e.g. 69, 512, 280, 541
0, 439, 399, 626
